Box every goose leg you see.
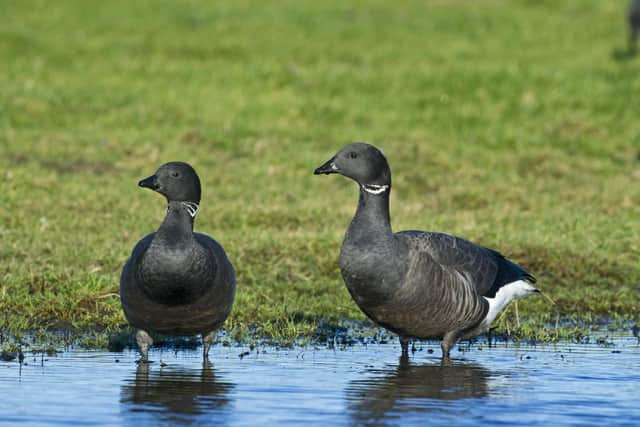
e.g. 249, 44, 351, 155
441, 331, 459, 359
202, 331, 216, 359
399, 336, 410, 357
136, 330, 153, 363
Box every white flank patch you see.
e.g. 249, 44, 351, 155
480, 280, 538, 330
181, 201, 200, 218
362, 184, 389, 195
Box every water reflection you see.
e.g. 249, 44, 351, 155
120, 360, 234, 425
347, 355, 491, 424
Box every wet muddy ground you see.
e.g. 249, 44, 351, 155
1, 335, 639, 426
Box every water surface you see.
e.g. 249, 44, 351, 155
1, 336, 638, 426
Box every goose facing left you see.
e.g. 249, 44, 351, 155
314, 143, 540, 359
120, 162, 236, 362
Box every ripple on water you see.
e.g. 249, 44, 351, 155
0, 336, 638, 426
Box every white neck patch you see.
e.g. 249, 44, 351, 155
181, 201, 200, 218
362, 184, 389, 195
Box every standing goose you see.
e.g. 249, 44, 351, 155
120, 162, 236, 362
314, 143, 539, 358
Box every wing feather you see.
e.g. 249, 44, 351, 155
396, 231, 535, 298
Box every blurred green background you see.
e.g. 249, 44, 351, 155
1, 0, 638, 343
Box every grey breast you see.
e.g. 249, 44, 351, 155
120, 234, 235, 335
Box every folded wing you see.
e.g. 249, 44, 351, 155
397, 231, 535, 298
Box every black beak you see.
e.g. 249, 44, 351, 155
138, 175, 159, 190
314, 158, 338, 175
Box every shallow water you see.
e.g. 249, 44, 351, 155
1, 336, 639, 426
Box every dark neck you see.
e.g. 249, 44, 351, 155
348, 184, 392, 241
154, 201, 197, 248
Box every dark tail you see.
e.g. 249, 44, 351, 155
483, 248, 537, 298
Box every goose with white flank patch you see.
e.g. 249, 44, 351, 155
314, 143, 540, 358
120, 162, 236, 362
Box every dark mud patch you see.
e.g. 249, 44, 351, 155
8, 153, 117, 175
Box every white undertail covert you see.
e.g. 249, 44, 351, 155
479, 280, 539, 332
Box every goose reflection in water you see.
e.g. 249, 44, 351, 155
120, 360, 234, 424
347, 355, 491, 424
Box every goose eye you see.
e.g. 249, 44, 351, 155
349, 152, 358, 159
170, 171, 180, 178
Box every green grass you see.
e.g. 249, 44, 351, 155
1, 0, 639, 345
